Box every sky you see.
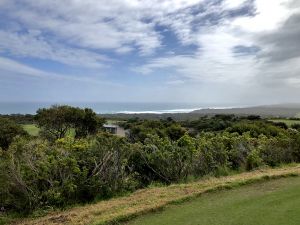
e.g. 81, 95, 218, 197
0, 0, 300, 105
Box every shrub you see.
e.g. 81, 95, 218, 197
0, 118, 27, 150
0, 134, 136, 212
194, 134, 229, 176
246, 150, 264, 170
131, 134, 196, 184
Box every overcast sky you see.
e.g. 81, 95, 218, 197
0, 0, 299, 105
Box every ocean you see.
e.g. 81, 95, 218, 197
0, 102, 237, 115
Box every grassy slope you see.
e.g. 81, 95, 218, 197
22, 124, 75, 137
129, 175, 300, 225
269, 119, 300, 127
12, 165, 300, 225
22, 124, 40, 136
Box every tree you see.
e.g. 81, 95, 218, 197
74, 108, 105, 138
35, 105, 104, 140
0, 118, 27, 150
35, 105, 75, 140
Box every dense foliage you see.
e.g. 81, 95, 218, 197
0, 114, 34, 124
0, 118, 27, 150
1, 107, 300, 215
35, 105, 105, 140
121, 117, 186, 143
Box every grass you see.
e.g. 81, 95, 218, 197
22, 124, 75, 137
128, 175, 300, 225
269, 119, 300, 127
22, 124, 40, 136
10, 165, 300, 225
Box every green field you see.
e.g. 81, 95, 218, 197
128, 176, 300, 225
22, 124, 40, 136
22, 124, 75, 137
270, 119, 300, 127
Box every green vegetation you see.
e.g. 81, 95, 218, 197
2, 106, 300, 224
128, 175, 300, 225
0, 117, 27, 150
35, 105, 105, 139
22, 124, 39, 136
7, 166, 300, 225
0, 114, 34, 125
270, 118, 300, 127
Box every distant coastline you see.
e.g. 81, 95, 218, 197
0, 102, 239, 115
1, 102, 300, 119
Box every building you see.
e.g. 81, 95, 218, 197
103, 124, 126, 137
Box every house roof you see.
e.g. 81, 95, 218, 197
103, 124, 118, 128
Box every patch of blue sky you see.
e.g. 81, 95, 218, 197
154, 24, 198, 56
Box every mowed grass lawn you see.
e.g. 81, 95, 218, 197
269, 119, 300, 127
22, 124, 75, 137
128, 176, 300, 225
22, 124, 40, 136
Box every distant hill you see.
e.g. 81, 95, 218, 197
101, 104, 300, 120
192, 104, 300, 118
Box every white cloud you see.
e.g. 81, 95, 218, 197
0, 56, 45, 78
134, 0, 300, 98
166, 79, 185, 85
0, 56, 121, 86
2, 0, 170, 55
135, 27, 258, 84
222, 0, 248, 9
0, 30, 109, 68
231, 0, 295, 32
1, 0, 300, 104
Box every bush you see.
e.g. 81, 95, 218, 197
291, 123, 300, 130
0, 134, 136, 213
0, 118, 27, 150
2, 111, 300, 215
131, 134, 196, 184
258, 136, 293, 167
194, 133, 229, 176
246, 150, 264, 170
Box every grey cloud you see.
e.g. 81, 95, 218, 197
288, 0, 300, 8
258, 12, 300, 63
232, 45, 260, 56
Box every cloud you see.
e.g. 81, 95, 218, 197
0, 30, 109, 68
1, 0, 300, 104
0, 56, 46, 78
222, 0, 249, 9
134, 0, 300, 99
248, 2, 300, 89
0, 0, 255, 58
231, 0, 295, 32
166, 79, 185, 85
134, 27, 257, 84
0, 56, 121, 86
258, 13, 300, 63
1, 0, 166, 55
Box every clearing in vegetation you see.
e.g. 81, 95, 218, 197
11, 165, 300, 225
21, 124, 76, 137
128, 175, 300, 225
22, 124, 39, 136
269, 118, 300, 127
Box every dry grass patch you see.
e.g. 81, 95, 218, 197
12, 165, 300, 225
